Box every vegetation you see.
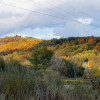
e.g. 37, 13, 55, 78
0, 57, 5, 71
0, 36, 100, 100
0, 58, 98, 100
0, 36, 42, 55
50, 57, 85, 78
29, 47, 53, 70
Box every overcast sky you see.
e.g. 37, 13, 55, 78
0, 0, 100, 39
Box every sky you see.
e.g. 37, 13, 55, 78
0, 0, 100, 39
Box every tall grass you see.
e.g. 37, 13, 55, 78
0, 57, 98, 100
0, 58, 36, 100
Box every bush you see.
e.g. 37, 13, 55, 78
59, 60, 77, 78
50, 57, 78, 78
77, 67, 85, 77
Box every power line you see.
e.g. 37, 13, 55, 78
0, 1, 100, 28
44, 0, 100, 21
0, 2, 81, 23
42, 0, 100, 28
0, 2, 67, 19
67, 5, 100, 21
32, 1, 68, 18
43, 0, 77, 18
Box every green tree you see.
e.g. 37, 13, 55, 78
29, 47, 53, 70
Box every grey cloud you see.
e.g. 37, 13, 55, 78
0, 12, 22, 19
0, 0, 100, 37
54, 21, 93, 37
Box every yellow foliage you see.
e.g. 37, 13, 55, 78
0, 36, 42, 54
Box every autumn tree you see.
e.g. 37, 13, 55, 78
78, 39, 85, 44
88, 36, 94, 44
95, 43, 100, 51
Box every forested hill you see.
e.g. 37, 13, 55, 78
35, 36, 100, 56
0, 36, 100, 56
36, 37, 100, 48
0, 36, 42, 54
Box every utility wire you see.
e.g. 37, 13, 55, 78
0, 2, 100, 28
66, 5, 100, 21
43, 0, 77, 18
0, 2, 82, 23
43, 0, 100, 21
42, 0, 100, 28
32, 1, 68, 18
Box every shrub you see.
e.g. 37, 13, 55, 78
77, 67, 85, 77
50, 57, 78, 78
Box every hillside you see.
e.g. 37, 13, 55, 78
0, 36, 100, 99
0, 36, 100, 56
0, 36, 100, 72
0, 36, 42, 54
35, 36, 100, 56
35, 36, 100, 76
